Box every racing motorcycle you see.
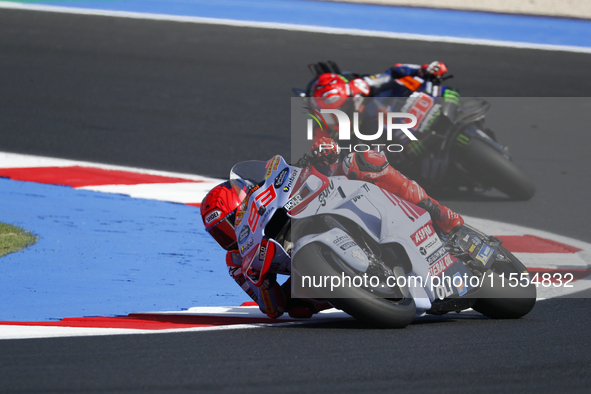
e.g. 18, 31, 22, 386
231, 154, 536, 329
293, 61, 536, 201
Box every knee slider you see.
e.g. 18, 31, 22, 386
416, 199, 442, 220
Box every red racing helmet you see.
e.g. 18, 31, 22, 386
311, 73, 351, 109
201, 181, 243, 251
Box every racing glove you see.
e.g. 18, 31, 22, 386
347, 78, 371, 97
311, 137, 339, 166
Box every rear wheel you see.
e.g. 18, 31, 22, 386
292, 242, 416, 328
472, 247, 537, 319
459, 138, 536, 200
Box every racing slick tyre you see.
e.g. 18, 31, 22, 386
292, 242, 416, 329
460, 138, 536, 201
472, 247, 537, 319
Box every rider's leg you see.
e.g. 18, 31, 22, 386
340, 151, 463, 234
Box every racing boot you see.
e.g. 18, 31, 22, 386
342, 151, 464, 234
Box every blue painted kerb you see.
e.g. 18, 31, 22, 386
0, 179, 244, 321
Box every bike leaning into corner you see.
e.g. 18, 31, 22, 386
294, 60, 536, 201
204, 154, 536, 328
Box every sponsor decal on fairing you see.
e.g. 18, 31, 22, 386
453, 272, 468, 296
476, 244, 493, 265
274, 168, 289, 189
411, 223, 435, 246
428, 253, 455, 277
426, 247, 447, 265
238, 225, 250, 244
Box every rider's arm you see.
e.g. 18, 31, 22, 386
386, 62, 448, 79
357, 63, 421, 92
363, 61, 448, 95
385, 63, 423, 78
226, 250, 286, 318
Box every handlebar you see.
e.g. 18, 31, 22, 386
294, 153, 320, 168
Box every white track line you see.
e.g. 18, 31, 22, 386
0, 308, 354, 340
1, 1, 591, 54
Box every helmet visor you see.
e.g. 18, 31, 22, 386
206, 210, 237, 251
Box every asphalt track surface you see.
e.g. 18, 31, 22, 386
1, 8, 591, 393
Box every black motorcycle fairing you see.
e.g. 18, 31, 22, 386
454, 97, 491, 125
456, 123, 509, 157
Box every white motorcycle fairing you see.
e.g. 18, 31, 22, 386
230, 155, 536, 327
290, 170, 475, 312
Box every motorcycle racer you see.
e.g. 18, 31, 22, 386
308, 61, 449, 107
201, 144, 464, 320
199, 61, 462, 320
303, 61, 537, 202
201, 181, 330, 319
307, 61, 452, 156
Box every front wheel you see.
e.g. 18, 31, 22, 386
458, 138, 536, 201
292, 242, 416, 328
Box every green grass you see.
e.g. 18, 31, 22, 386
0, 223, 39, 258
